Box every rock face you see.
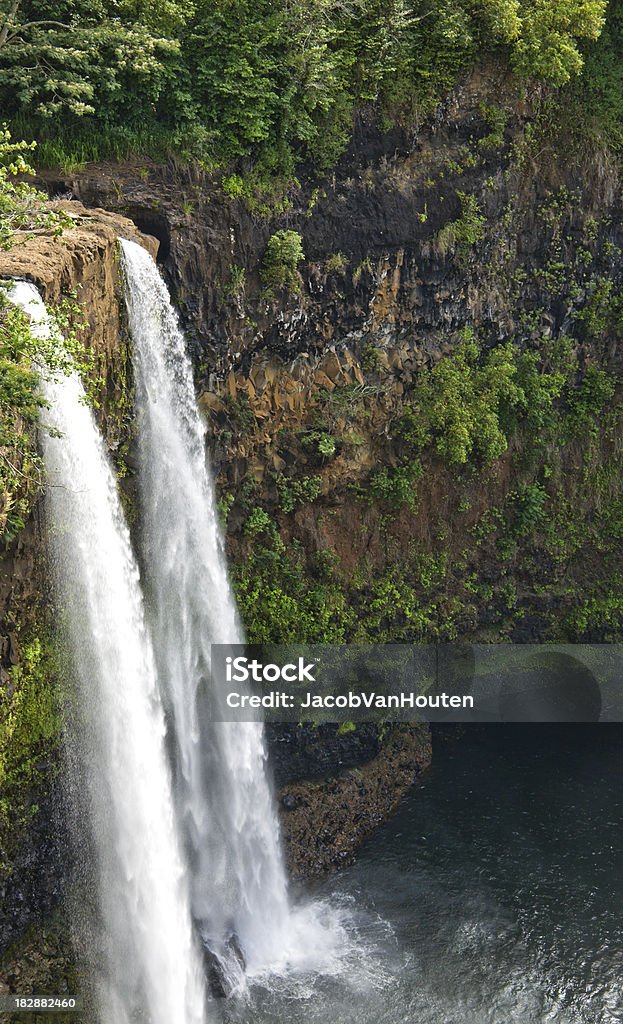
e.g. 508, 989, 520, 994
45, 65, 623, 648
278, 726, 432, 879
268, 723, 385, 788
0, 201, 158, 303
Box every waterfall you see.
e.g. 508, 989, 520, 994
8, 282, 207, 1024
119, 239, 291, 983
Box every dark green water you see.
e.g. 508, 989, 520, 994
218, 726, 623, 1024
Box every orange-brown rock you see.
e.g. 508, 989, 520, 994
0, 201, 158, 366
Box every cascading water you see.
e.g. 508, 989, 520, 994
119, 239, 291, 983
8, 281, 207, 1024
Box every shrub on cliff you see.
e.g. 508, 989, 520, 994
403, 334, 570, 467
0, 126, 66, 249
260, 229, 305, 292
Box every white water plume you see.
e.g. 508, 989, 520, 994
120, 239, 357, 989
120, 239, 290, 981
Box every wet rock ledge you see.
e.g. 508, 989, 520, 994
278, 724, 431, 879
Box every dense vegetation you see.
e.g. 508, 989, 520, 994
0, 0, 610, 173
228, 322, 623, 645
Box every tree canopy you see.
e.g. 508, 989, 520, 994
0, 0, 611, 170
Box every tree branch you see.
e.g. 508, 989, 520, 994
0, 0, 21, 49
1, 18, 72, 49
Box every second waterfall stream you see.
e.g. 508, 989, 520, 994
119, 238, 350, 988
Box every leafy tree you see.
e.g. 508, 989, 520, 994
511, 0, 607, 85
0, 0, 186, 127
0, 126, 66, 247
0, 0, 612, 175
409, 337, 528, 465
261, 229, 305, 291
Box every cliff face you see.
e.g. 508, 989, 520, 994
53, 65, 623, 648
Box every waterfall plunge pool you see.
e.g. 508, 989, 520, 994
216, 725, 623, 1024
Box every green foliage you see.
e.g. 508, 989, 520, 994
221, 168, 296, 217
233, 529, 353, 642
316, 435, 336, 458
0, 0, 187, 128
301, 430, 337, 459
478, 101, 508, 150
565, 365, 616, 438
0, 0, 608, 176
567, 587, 623, 641
510, 0, 607, 86
276, 473, 321, 513
225, 392, 256, 433
506, 482, 549, 538
260, 229, 305, 292
0, 636, 61, 842
573, 3, 623, 153
222, 264, 246, 304
361, 340, 382, 373
577, 278, 623, 340
505, 337, 574, 435
368, 460, 423, 509
410, 338, 525, 466
435, 192, 486, 259
0, 298, 43, 540
0, 285, 95, 543
0, 127, 98, 541
352, 567, 442, 642
217, 492, 235, 527
325, 252, 349, 274
401, 333, 576, 469
244, 506, 273, 536
0, 125, 67, 248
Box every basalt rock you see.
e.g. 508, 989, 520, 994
278, 725, 432, 879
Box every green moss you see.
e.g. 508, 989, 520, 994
0, 636, 62, 860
